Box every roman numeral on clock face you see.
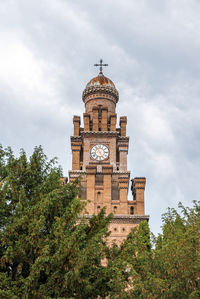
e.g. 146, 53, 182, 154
90, 144, 109, 161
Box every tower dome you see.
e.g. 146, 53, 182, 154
86, 73, 116, 88
82, 73, 119, 103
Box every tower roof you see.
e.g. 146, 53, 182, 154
86, 73, 116, 88
83, 73, 119, 103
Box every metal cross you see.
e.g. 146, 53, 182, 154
94, 59, 108, 74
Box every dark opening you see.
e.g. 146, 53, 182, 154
116, 148, 119, 163
98, 105, 102, 118
130, 206, 134, 215
80, 147, 83, 162
90, 120, 92, 131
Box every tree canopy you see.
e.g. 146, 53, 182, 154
0, 145, 199, 298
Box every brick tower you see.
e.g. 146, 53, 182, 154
69, 61, 149, 245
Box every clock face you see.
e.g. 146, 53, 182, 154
90, 144, 109, 161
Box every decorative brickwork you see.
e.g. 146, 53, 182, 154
68, 70, 149, 244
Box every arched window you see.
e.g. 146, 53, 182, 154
113, 206, 117, 213
97, 205, 101, 213
130, 206, 134, 215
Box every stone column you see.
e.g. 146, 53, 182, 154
73, 115, 80, 136
131, 177, 146, 215
118, 138, 129, 171
110, 113, 117, 131
86, 165, 97, 214
92, 107, 99, 131
102, 165, 113, 214
119, 148, 128, 171
101, 107, 108, 131
120, 116, 127, 136
83, 113, 90, 131
119, 177, 129, 214
71, 143, 81, 170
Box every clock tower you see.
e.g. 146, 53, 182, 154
69, 60, 149, 244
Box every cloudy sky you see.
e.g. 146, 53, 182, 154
1, 0, 200, 235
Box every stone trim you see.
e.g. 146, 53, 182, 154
118, 178, 129, 181
82, 85, 119, 102
117, 136, 129, 141
81, 131, 119, 137
84, 214, 149, 224
71, 136, 82, 141
112, 171, 131, 175
86, 165, 97, 175
128, 201, 137, 205
102, 165, 113, 175
69, 170, 85, 174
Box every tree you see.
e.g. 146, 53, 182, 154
0, 145, 113, 298
152, 202, 200, 298
112, 201, 200, 299
0, 145, 199, 298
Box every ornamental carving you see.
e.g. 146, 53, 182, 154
82, 85, 119, 102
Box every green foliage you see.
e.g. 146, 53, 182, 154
0, 145, 199, 298
0, 146, 112, 298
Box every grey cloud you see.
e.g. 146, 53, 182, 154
0, 0, 200, 235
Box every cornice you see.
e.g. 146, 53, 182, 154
81, 131, 119, 137
117, 136, 129, 141
111, 215, 150, 224
71, 132, 131, 138
84, 214, 150, 224
70, 136, 82, 141
112, 171, 130, 175
82, 85, 119, 102
69, 170, 85, 176
69, 171, 131, 177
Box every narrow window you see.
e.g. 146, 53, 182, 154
116, 148, 120, 163
80, 147, 83, 162
130, 206, 134, 215
98, 105, 102, 118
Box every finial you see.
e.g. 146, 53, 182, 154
94, 59, 108, 75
